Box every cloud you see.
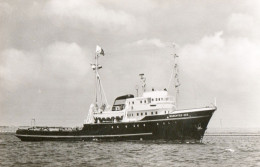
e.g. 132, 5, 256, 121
0, 2, 12, 16
226, 0, 260, 39
1, 0, 260, 127
44, 42, 91, 88
101, 0, 158, 14
227, 13, 260, 38
0, 49, 40, 90
179, 1, 260, 92
0, 42, 91, 90
179, 31, 260, 86
130, 38, 168, 48
178, 25, 260, 127
44, 0, 138, 32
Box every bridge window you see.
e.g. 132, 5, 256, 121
111, 126, 113, 129
125, 125, 127, 128
155, 111, 158, 114
145, 112, 147, 115
137, 124, 139, 127
152, 98, 154, 101
140, 101, 142, 104
151, 112, 153, 115
137, 113, 139, 116
143, 124, 145, 127
144, 100, 146, 103
132, 101, 134, 104
141, 113, 143, 116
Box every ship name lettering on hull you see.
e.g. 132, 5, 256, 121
169, 113, 189, 118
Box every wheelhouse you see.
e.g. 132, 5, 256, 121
112, 94, 134, 111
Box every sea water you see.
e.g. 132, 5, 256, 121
0, 134, 259, 167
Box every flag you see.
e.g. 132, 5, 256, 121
96, 45, 105, 56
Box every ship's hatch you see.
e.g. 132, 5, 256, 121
112, 94, 134, 111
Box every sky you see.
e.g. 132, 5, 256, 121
0, 0, 259, 128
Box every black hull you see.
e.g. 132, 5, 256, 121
16, 108, 216, 143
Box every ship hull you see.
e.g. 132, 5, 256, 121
15, 108, 216, 143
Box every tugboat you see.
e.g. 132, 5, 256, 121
16, 45, 216, 142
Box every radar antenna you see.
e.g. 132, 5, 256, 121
139, 73, 146, 93
135, 85, 139, 97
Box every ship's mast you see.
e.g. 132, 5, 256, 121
174, 52, 180, 107
91, 45, 108, 110
167, 44, 180, 108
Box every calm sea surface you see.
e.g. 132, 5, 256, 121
0, 134, 259, 167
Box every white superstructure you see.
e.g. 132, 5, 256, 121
86, 45, 180, 124
86, 90, 177, 124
